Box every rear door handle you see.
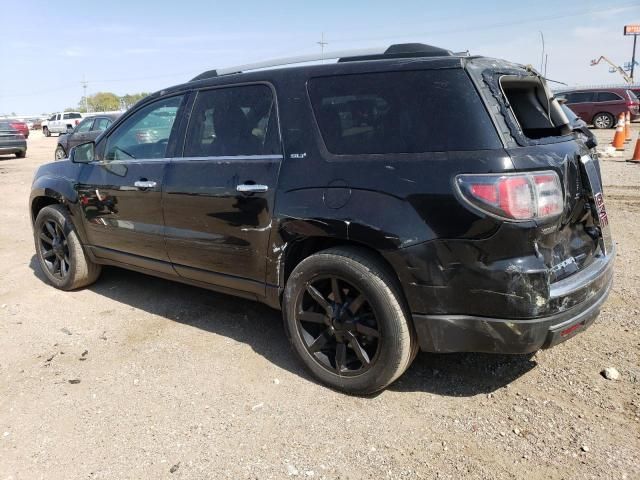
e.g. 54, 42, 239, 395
134, 180, 157, 189
236, 184, 268, 193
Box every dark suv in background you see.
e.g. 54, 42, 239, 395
54, 113, 120, 160
29, 44, 614, 394
558, 87, 640, 128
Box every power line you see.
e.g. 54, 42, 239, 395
323, 2, 639, 45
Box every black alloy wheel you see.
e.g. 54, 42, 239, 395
34, 205, 102, 290
38, 218, 71, 279
283, 247, 416, 394
295, 275, 381, 376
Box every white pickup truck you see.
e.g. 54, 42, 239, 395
42, 112, 83, 136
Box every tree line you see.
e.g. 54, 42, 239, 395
65, 91, 151, 113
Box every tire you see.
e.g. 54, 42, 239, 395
592, 112, 615, 129
54, 145, 66, 160
15, 150, 26, 158
43, 127, 50, 137
34, 204, 101, 290
283, 247, 416, 394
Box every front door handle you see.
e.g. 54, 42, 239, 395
237, 184, 268, 193
134, 180, 157, 189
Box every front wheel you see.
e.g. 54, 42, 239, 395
34, 205, 101, 290
43, 127, 50, 137
54, 145, 66, 160
592, 112, 615, 129
283, 247, 416, 395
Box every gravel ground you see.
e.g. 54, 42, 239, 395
0, 129, 639, 480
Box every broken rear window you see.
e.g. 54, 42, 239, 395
500, 76, 568, 140
308, 69, 501, 155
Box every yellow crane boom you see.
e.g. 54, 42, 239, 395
590, 56, 632, 84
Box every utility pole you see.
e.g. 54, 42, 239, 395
631, 33, 637, 83
317, 32, 328, 62
80, 75, 89, 112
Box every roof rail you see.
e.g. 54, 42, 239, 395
189, 43, 454, 82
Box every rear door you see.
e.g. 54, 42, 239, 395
162, 83, 282, 295
76, 95, 186, 272
594, 91, 623, 118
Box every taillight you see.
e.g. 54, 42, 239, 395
75, 119, 80, 125
456, 171, 563, 221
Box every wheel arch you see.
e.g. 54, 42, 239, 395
274, 232, 408, 313
30, 177, 80, 227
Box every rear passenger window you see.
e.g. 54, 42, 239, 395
184, 84, 280, 157
565, 92, 594, 103
94, 118, 112, 131
308, 70, 500, 155
596, 92, 622, 102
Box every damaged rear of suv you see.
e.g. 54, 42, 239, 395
30, 43, 614, 394
399, 56, 615, 356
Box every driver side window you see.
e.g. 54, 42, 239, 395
104, 95, 183, 161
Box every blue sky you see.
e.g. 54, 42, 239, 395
1, 0, 638, 115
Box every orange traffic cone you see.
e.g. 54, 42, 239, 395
625, 111, 632, 142
611, 114, 626, 151
628, 132, 640, 163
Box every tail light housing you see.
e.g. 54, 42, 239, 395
456, 171, 563, 221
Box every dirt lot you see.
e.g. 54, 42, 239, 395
1, 130, 639, 480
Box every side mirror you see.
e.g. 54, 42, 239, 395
70, 141, 95, 163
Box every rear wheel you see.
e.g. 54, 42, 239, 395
15, 150, 26, 158
592, 112, 615, 129
283, 247, 416, 394
43, 127, 50, 137
54, 145, 66, 160
34, 205, 101, 290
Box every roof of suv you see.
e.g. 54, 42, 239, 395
153, 44, 485, 98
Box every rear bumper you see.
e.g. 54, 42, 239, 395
0, 142, 26, 155
413, 247, 615, 354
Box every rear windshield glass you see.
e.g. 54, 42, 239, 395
628, 90, 639, 102
308, 69, 500, 155
63, 113, 82, 119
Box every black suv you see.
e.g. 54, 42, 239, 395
30, 44, 614, 394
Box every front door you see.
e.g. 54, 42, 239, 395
76, 94, 186, 272
163, 84, 282, 295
